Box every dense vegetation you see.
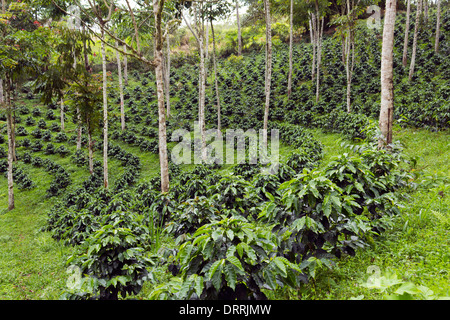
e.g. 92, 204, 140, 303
0, 0, 449, 301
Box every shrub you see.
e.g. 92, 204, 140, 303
16, 126, 28, 136
55, 132, 68, 143
30, 140, 43, 152
45, 143, 56, 155
150, 216, 306, 300
56, 145, 70, 157
37, 119, 47, 129
63, 219, 155, 300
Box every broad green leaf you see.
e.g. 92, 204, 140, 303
224, 264, 237, 290
226, 255, 244, 272
264, 268, 277, 290
236, 242, 244, 259
273, 257, 287, 277
192, 234, 209, 247
208, 259, 224, 279
194, 275, 204, 297
330, 194, 342, 208
226, 229, 234, 241
209, 260, 224, 291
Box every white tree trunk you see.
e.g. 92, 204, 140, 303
379, 0, 397, 149
423, 0, 428, 24
0, 79, 3, 104
123, 44, 128, 86
7, 110, 14, 211
199, 29, 207, 162
165, 33, 171, 118
409, 0, 422, 81
345, 0, 354, 112
345, 33, 351, 112
154, 0, 170, 193
182, 9, 207, 161
263, 0, 272, 147
5, 75, 14, 211
309, 15, 316, 81
315, 17, 324, 103
287, 0, 294, 97
115, 40, 125, 131
435, 0, 441, 53
211, 20, 221, 137
402, 0, 411, 67
101, 28, 109, 188
60, 97, 65, 132
76, 107, 82, 150
236, 0, 242, 56
88, 126, 94, 174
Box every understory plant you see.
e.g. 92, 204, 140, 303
149, 216, 307, 300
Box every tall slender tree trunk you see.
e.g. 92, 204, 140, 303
236, 0, 242, 56
76, 107, 82, 150
263, 0, 272, 147
423, 0, 428, 24
199, 24, 207, 162
5, 74, 14, 211
165, 33, 171, 118
0, 79, 3, 104
211, 20, 221, 137
154, 0, 169, 193
315, 17, 324, 103
78, 30, 88, 150
123, 44, 128, 86
182, 8, 207, 161
435, 0, 441, 53
83, 24, 90, 71
10, 78, 16, 163
287, 0, 294, 97
345, 33, 351, 112
87, 124, 94, 174
101, 28, 109, 188
409, 0, 422, 82
402, 0, 411, 67
379, 0, 397, 149
115, 40, 125, 131
60, 97, 65, 131
345, 0, 354, 112
309, 14, 316, 81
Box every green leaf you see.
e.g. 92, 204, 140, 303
208, 260, 224, 291
211, 229, 224, 241
224, 264, 237, 290
178, 243, 194, 265
226, 255, 244, 272
292, 217, 306, 231
226, 229, 234, 241
192, 234, 209, 247
273, 257, 287, 278
194, 275, 204, 297
264, 268, 277, 290
330, 194, 342, 208
208, 259, 224, 279
236, 242, 244, 259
